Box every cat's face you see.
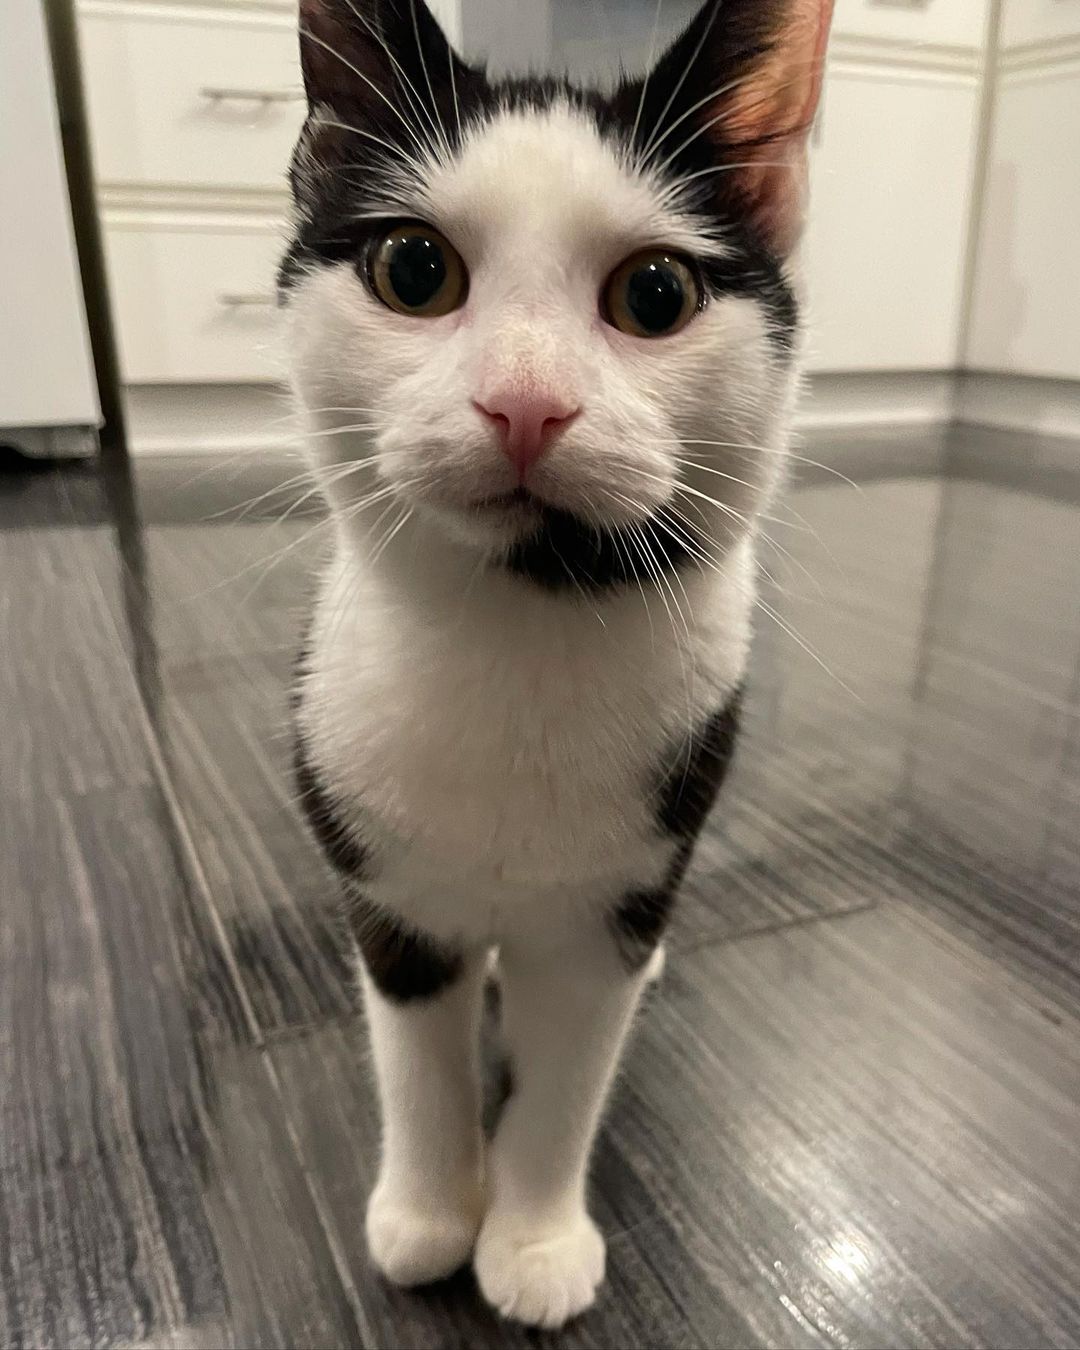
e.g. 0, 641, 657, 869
282, 0, 832, 590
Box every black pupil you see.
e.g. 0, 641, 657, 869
388, 234, 446, 308
626, 260, 685, 334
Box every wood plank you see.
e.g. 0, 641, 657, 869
0, 786, 362, 1348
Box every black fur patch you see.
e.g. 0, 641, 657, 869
610, 841, 693, 970
657, 686, 744, 838
350, 897, 464, 1002
505, 504, 696, 594
293, 728, 370, 880
610, 686, 744, 968
611, 882, 677, 968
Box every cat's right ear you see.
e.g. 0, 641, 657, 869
298, 0, 472, 120
299, 0, 381, 111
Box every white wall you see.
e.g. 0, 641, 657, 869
1, 0, 99, 430
966, 2, 1080, 379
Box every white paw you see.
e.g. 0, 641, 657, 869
644, 942, 666, 984
474, 1211, 605, 1329
366, 1183, 483, 1286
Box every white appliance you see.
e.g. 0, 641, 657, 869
0, 0, 100, 458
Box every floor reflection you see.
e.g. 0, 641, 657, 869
2, 427, 1079, 1347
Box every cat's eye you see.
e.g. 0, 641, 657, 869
602, 250, 701, 339
369, 223, 467, 317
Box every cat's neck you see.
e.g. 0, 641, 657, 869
329, 509, 757, 653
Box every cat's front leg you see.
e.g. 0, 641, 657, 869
355, 903, 487, 1286
474, 911, 658, 1329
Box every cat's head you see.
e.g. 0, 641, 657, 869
281, 0, 833, 591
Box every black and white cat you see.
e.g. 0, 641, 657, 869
282, 0, 832, 1328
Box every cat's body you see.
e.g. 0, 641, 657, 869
282, 0, 832, 1328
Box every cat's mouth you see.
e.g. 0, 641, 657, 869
469, 486, 542, 516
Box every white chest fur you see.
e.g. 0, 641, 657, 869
297, 530, 754, 937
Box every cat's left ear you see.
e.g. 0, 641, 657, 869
623, 0, 835, 257
298, 0, 474, 126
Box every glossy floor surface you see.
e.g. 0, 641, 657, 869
2, 426, 1079, 1349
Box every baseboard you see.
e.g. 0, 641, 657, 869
955, 374, 1080, 440
0, 424, 99, 459
122, 372, 1080, 457
797, 372, 958, 429
126, 374, 960, 457
123, 383, 297, 457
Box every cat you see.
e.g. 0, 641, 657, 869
281, 0, 833, 1329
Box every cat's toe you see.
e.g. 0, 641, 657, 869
474, 1211, 605, 1329
366, 1186, 483, 1286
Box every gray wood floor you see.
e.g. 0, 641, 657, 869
1, 428, 1079, 1349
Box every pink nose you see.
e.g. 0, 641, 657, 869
474, 392, 580, 478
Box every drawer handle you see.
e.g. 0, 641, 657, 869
199, 85, 303, 105
218, 292, 277, 308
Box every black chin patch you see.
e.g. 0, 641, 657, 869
504, 505, 696, 594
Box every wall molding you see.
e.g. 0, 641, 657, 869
956, 374, 1080, 440
123, 373, 1080, 457
123, 382, 296, 455
829, 33, 981, 80
798, 372, 958, 430
999, 35, 1080, 75
78, 0, 294, 27
98, 181, 289, 225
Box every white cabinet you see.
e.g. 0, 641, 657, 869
804, 67, 980, 371
966, 0, 1080, 379
104, 220, 286, 383
967, 66, 1080, 377
77, 0, 297, 386
1000, 0, 1080, 49
2, 0, 100, 444
832, 0, 989, 50
78, 5, 303, 193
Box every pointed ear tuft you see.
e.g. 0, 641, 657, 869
298, 0, 384, 111
709, 0, 833, 255
632, 0, 834, 257
298, 0, 472, 126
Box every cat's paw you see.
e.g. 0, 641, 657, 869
474, 1210, 605, 1329
644, 941, 666, 984
366, 1183, 483, 1286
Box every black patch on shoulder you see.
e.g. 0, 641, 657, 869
611, 883, 676, 968
350, 898, 463, 1003
611, 685, 745, 969
657, 686, 744, 839
293, 726, 370, 880
610, 841, 693, 970
505, 505, 695, 594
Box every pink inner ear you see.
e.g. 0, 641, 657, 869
720, 0, 834, 147
712, 0, 835, 256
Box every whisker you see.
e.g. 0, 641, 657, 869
637, 72, 747, 172
628, 0, 665, 156
664, 438, 864, 493
409, 0, 452, 161
755, 593, 860, 701
636, 1, 720, 166
340, 0, 444, 155
299, 25, 429, 153
307, 115, 416, 167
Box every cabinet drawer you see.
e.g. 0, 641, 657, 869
78, 6, 304, 192
832, 0, 989, 50
804, 70, 980, 371
1001, 0, 1080, 50
104, 223, 287, 382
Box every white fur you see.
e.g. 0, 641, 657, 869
287, 102, 799, 1328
